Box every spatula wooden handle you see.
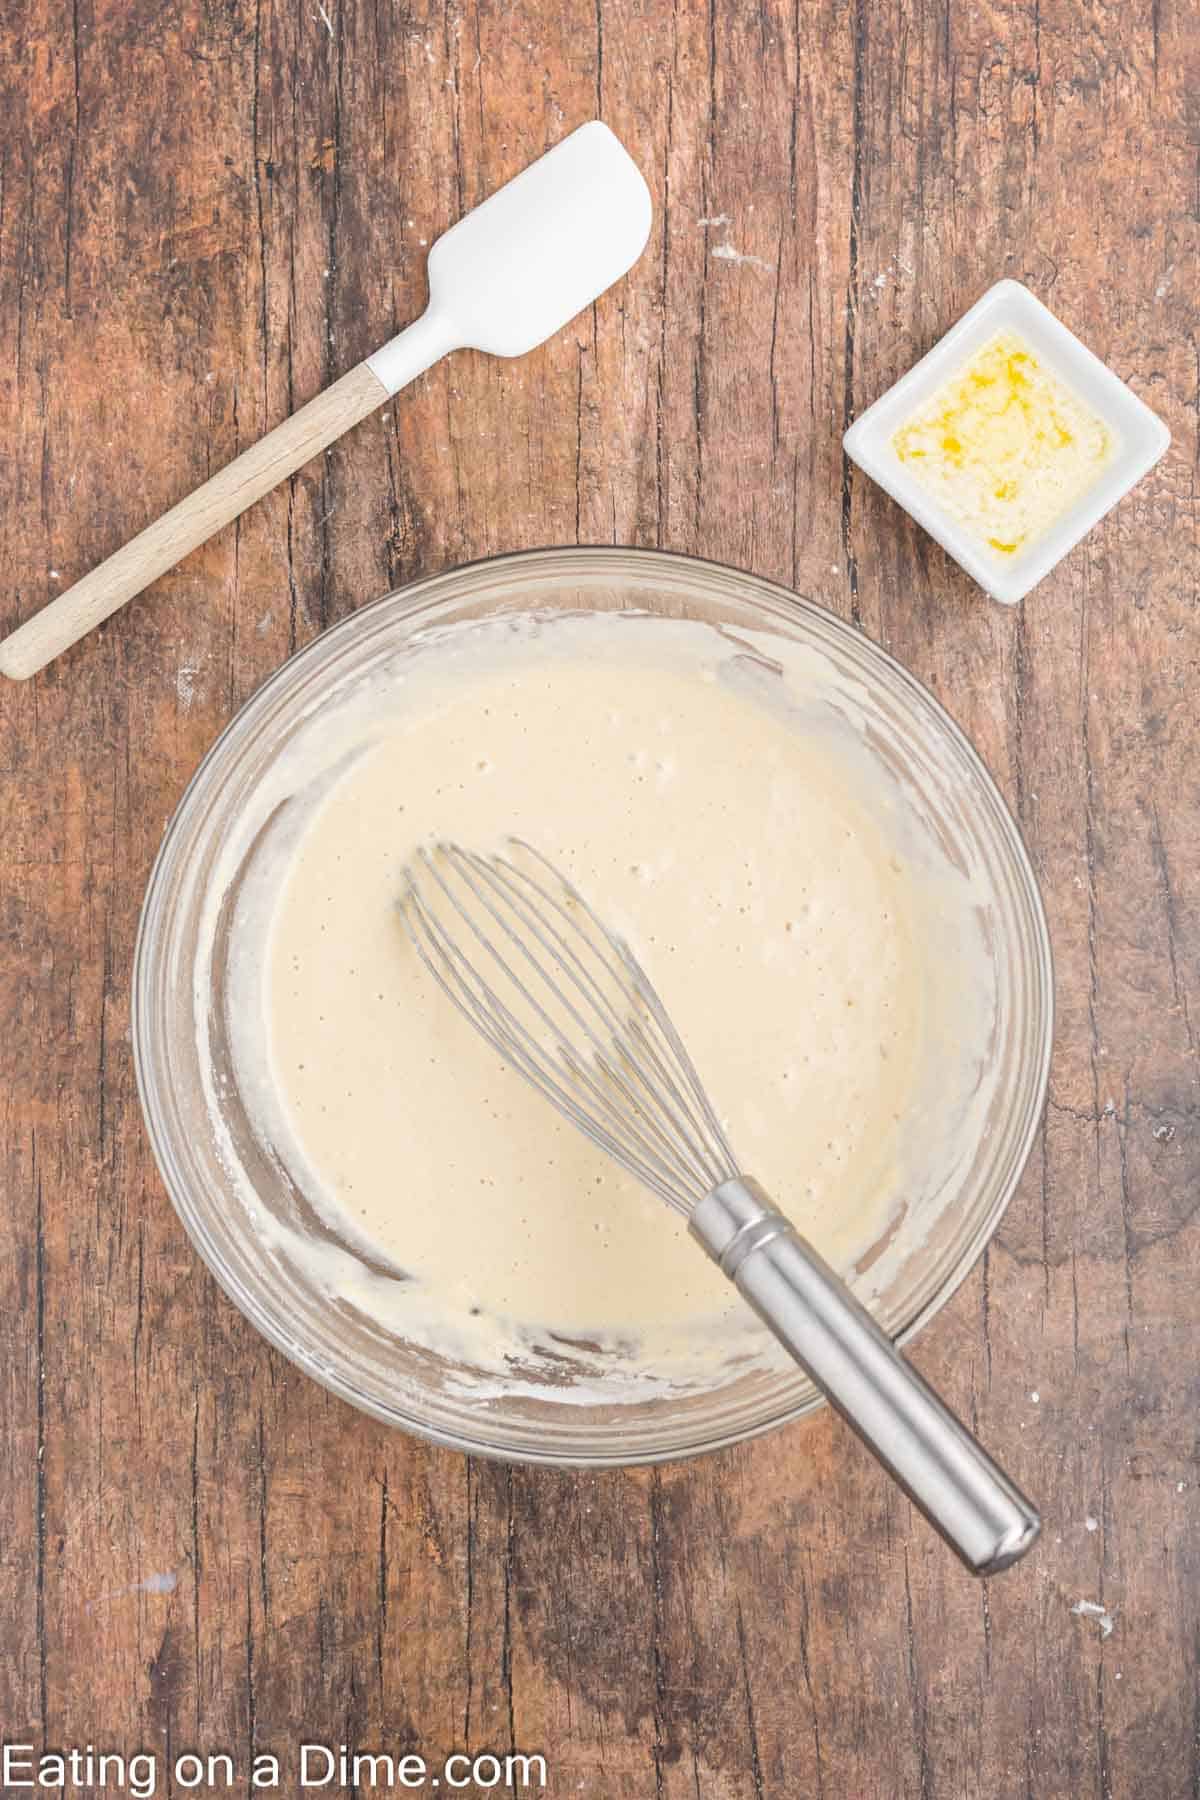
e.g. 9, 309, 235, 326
0, 361, 387, 681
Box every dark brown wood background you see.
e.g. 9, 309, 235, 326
2, 1, 1198, 1795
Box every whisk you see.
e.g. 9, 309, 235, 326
398, 840, 1039, 1575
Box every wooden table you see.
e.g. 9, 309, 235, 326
2, 2, 1197, 1794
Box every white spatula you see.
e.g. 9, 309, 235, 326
0, 121, 652, 680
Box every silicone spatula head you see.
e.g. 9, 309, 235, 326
387, 122, 652, 374
434, 121, 651, 354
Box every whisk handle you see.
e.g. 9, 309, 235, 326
690, 1178, 1040, 1576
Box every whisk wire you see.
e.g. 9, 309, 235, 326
498, 843, 740, 1189
479, 851, 734, 1195
398, 841, 739, 1213
404, 919, 686, 1205
431, 842, 719, 1195
401, 868, 704, 1208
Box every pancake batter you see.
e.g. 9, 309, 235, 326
220, 612, 991, 1395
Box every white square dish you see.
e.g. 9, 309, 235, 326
843, 278, 1170, 604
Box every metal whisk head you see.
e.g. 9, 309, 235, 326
397, 840, 739, 1215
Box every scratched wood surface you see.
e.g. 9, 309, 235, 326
2, 1, 1198, 1795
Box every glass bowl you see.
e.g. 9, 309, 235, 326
133, 547, 1053, 1466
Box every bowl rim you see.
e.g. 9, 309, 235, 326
133, 544, 1055, 1467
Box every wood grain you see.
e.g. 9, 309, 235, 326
1, 1, 1197, 1796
